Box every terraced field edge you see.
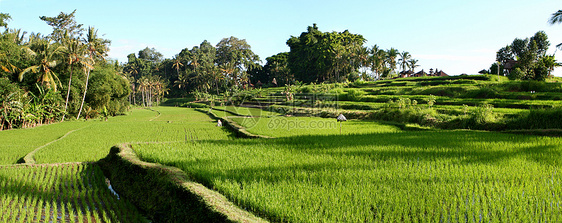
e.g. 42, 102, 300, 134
97, 143, 267, 223
197, 108, 273, 139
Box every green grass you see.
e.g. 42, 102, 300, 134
230, 116, 400, 137
213, 106, 280, 117
33, 107, 231, 163
0, 121, 86, 165
0, 107, 231, 164
133, 130, 562, 222
0, 163, 145, 222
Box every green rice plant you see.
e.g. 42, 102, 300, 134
230, 116, 401, 137
0, 163, 147, 223
24, 107, 230, 163
135, 129, 562, 222
0, 121, 87, 165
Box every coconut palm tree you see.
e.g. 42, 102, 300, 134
549, 10, 562, 51
408, 59, 420, 72
549, 10, 562, 24
398, 51, 411, 72
77, 27, 109, 119
19, 39, 65, 92
369, 45, 386, 80
386, 48, 399, 73
61, 37, 92, 121
171, 58, 183, 76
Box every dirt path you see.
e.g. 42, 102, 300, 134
22, 125, 90, 164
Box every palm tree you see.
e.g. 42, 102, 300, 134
19, 39, 65, 92
61, 37, 92, 121
549, 10, 562, 51
171, 58, 183, 76
398, 51, 411, 72
408, 59, 420, 72
548, 10, 562, 25
174, 73, 189, 90
386, 48, 399, 73
77, 27, 109, 119
369, 45, 386, 80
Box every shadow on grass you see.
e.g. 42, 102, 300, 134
188, 130, 562, 167
136, 129, 561, 222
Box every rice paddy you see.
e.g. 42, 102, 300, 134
0, 163, 145, 223
133, 120, 562, 222
2, 98, 562, 222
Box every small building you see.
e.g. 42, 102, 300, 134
413, 70, 428, 77
399, 70, 414, 78
434, 70, 449, 77
503, 60, 518, 73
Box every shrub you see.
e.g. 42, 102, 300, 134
508, 107, 562, 129
471, 104, 495, 125
342, 89, 365, 101
466, 87, 500, 99
508, 68, 526, 80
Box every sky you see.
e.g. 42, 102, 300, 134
1, 0, 562, 76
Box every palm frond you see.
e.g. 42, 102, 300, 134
19, 65, 39, 81
548, 10, 562, 25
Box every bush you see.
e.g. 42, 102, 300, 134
465, 87, 500, 99
342, 89, 365, 101
508, 107, 562, 129
470, 104, 495, 125
508, 68, 526, 80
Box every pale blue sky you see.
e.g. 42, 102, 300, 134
1, 0, 561, 75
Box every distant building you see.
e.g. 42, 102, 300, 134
399, 70, 414, 78
434, 70, 449, 77
503, 60, 518, 73
396, 69, 448, 78
414, 70, 428, 77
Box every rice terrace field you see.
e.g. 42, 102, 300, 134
135, 107, 562, 222
2, 76, 562, 222
4, 2, 562, 222
1, 101, 562, 222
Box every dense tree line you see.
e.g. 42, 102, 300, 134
126, 24, 422, 101
0, 11, 129, 130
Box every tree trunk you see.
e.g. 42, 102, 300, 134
76, 68, 91, 120
132, 84, 136, 105
62, 66, 73, 121
141, 88, 145, 107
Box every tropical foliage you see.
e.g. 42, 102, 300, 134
495, 31, 560, 80
0, 11, 129, 130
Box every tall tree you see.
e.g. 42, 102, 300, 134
530, 31, 550, 56
287, 24, 365, 83
385, 48, 399, 73
398, 51, 411, 72
0, 13, 11, 29
61, 37, 91, 120
171, 58, 183, 77
548, 10, 562, 50
286, 24, 326, 83
215, 37, 260, 88
369, 45, 386, 79
138, 47, 163, 63
77, 26, 110, 119
408, 59, 419, 72
39, 10, 84, 43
